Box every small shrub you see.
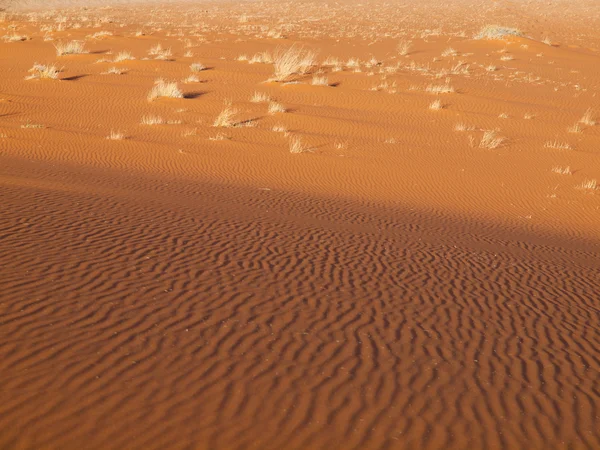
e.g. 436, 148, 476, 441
26, 63, 60, 80
545, 140, 572, 150
397, 40, 412, 56
55, 40, 86, 56
311, 75, 329, 86
270, 46, 316, 82
251, 92, 271, 103
579, 109, 596, 126
578, 179, 597, 191
147, 79, 183, 101
190, 62, 206, 72
289, 136, 311, 154
429, 99, 443, 110
552, 166, 572, 175
141, 115, 164, 125
107, 130, 125, 140
268, 101, 286, 114
114, 51, 134, 62
213, 102, 238, 127
479, 130, 505, 149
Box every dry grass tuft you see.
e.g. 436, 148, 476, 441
579, 108, 596, 126
148, 44, 172, 60
190, 62, 206, 72
289, 136, 311, 154
577, 179, 597, 191
441, 47, 457, 57
147, 79, 183, 101
479, 130, 505, 149
454, 123, 475, 132
552, 166, 572, 175
268, 101, 286, 114
55, 40, 86, 56
3, 33, 29, 42
114, 51, 134, 62
183, 75, 200, 83
249, 52, 273, 64
251, 92, 271, 103
107, 130, 125, 140
272, 124, 288, 133
397, 40, 412, 56
426, 81, 454, 94
209, 132, 230, 141
213, 102, 238, 127
545, 140, 572, 150
102, 67, 126, 75
270, 46, 316, 82
26, 63, 60, 80
429, 99, 443, 110
311, 75, 329, 86
141, 115, 164, 125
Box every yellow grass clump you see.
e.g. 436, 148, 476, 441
270, 46, 316, 82
26, 63, 60, 80
213, 102, 238, 127
289, 136, 311, 154
147, 79, 183, 101
54, 40, 86, 56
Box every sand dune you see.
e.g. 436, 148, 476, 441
1, 0, 599, 449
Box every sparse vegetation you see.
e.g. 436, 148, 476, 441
268, 101, 286, 114
397, 40, 412, 56
454, 123, 474, 132
141, 115, 164, 125
55, 40, 86, 56
102, 67, 126, 75
577, 179, 597, 191
21, 120, 45, 129
289, 136, 311, 154
426, 81, 454, 94
429, 99, 443, 110
183, 75, 200, 83
270, 46, 316, 82
209, 132, 230, 141
545, 140, 572, 150
147, 79, 183, 101
213, 102, 238, 127
479, 130, 505, 149
251, 92, 271, 103
272, 124, 288, 133
190, 63, 206, 72
148, 43, 172, 60
26, 63, 60, 80
3, 33, 29, 42
552, 166, 572, 175
579, 109, 596, 126
311, 75, 329, 86
114, 51, 134, 62
474, 25, 522, 40
107, 130, 125, 140
441, 47, 457, 57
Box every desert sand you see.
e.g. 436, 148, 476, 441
1, 0, 599, 449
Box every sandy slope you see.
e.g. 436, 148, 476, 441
1, 1, 600, 449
